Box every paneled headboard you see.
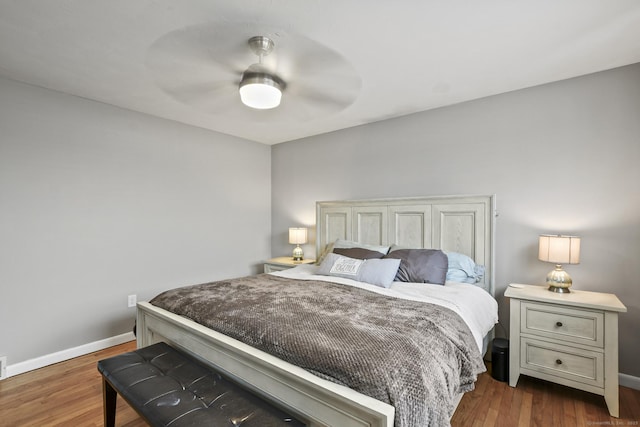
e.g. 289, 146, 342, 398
316, 195, 496, 295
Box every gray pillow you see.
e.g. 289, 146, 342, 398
317, 253, 401, 288
384, 249, 448, 285
333, 247, 385, 259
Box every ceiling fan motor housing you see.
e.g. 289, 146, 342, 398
248, 36, 275, 57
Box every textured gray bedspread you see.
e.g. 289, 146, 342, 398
150, 274, 485, 427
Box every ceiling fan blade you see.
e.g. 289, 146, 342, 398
163, 81, 234, 105
289, 86, 354, 108
292, 73, 361, 99
146, 24, 251, 76
282, 72, 361, 119
197, 89, 243, 114
289, 52, 353, 77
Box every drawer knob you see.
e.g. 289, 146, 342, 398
556, 321, 563, 327
556, 359, 563, 365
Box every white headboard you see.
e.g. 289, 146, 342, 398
316, 195, 496, 295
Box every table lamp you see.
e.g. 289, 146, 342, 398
538, 234, 581, 293
289, 227, 308, 261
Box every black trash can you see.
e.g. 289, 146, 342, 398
491, 338, 509, 382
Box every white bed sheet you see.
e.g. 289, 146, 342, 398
271, 264, 498, 353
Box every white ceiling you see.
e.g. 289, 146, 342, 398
1, 1, 639, 145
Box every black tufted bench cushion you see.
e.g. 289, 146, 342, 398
97, 342, 305, 427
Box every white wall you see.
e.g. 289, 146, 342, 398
272, 63, 640, 377
0, 77, 271, 366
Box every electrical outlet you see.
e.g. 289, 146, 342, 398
0, 355, 7, 380
127, 294, 137, 308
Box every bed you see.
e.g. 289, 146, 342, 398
137, 195, 497, 427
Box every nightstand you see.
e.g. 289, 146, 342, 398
264, 257, 315, 273
505, 284, 626, 417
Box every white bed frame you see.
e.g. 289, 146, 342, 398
137, 194, 496, 427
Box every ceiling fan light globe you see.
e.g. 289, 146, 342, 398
239, 74, 283, 109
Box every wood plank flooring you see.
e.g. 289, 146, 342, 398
0, 342, 145, 427
1, 341, 639, 426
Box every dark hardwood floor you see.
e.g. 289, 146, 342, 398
1, 341, 638, 426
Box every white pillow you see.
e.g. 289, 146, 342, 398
317, 253, 401, 288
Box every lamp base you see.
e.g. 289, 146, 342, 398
548, 284, 572, 293
292, 245, 304, 261
546, 264, 572, 293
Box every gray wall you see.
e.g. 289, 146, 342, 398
272, 63, 640, 377
0, 77, 271, 365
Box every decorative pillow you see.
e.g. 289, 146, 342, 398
333, 247, 385, 260
445, 251, 484, 284
383, 249, 448, 285
317, 253, 401, 288
332, 239, 390, 255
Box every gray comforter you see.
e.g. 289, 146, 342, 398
150, 274, 485, 427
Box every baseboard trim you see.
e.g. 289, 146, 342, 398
620, 373, 640, 391
5, 332, 135, 379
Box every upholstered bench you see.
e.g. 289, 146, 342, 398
97, 342, 305, 427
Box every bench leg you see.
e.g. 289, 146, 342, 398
102, 377, 117, 427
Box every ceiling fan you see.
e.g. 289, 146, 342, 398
238, 36, 285, 110
145, 23, 362, 121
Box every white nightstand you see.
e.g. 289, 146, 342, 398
264, 257, 315, 273
505, 284, 626, 417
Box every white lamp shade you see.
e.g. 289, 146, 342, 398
538, 235, 580, 264
288, 227, 308, 245
239, 80, 282, 109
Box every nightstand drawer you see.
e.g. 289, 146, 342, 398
521, 337, 604, 388
521, 302, 603, 348
264, 263, 290, 273
264, 257, 316, 273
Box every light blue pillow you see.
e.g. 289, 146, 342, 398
318, 253, 401, 288
444, 251, 484, 284
446, 269, 476, 284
